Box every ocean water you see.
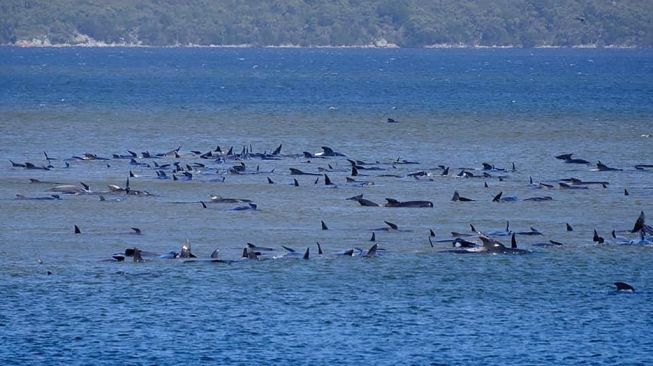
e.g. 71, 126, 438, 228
1, 47, 652, 365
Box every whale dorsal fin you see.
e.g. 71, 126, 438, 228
324, 174, 333, 186
351, 166, 359, 176
303, 248, 310, 260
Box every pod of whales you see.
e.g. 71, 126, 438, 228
8, 144, 653, 274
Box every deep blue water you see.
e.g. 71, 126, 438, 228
1, 47, 652, 365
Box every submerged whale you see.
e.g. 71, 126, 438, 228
384, 198, 433, 208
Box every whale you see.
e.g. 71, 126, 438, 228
524, 196, 553, 202
452, 238, 477, 248
561, 178, 610, 186
492, 192, 518, 202
452, 191, 474, 202
635, 164, 653, 170
478, 234, 531, 255
179, 240, 197, 259
384, 198, 433, 208
557, 154, 590, 164
481, 221, 512, 237
315, 146, 346, 157
559, 182, 588, 190
593, 229, 605, 244
345, 177, 375, 187
289, 168, 321, 176
232, 203, 258, 211
247, 243, 275, 252
614, 282, 635, 292
210, 195, 252, 203
532, 240, 564, 247
516, 227, 543, 236
48, 183, 91, 195
24, 162, 50, 170
596, 161, 622, 171
276, 246, 310, 260
16, 194, 61, 200
182, 248, 236, 264
630, 211, 652, 234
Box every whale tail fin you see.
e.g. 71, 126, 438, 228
631, 211, 645, 233
365, 244, 378, 257
133, 248, 143, 263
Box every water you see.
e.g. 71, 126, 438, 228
1, 47, 652, 364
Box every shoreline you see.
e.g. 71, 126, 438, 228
2, 40, 642, 50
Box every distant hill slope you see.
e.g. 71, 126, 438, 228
1, 0, 651, 47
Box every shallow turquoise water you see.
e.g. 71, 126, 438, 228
1, 47, 652, 365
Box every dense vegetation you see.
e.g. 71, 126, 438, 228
1, 0, 651, 47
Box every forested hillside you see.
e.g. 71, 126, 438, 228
1, 0, 651, 47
